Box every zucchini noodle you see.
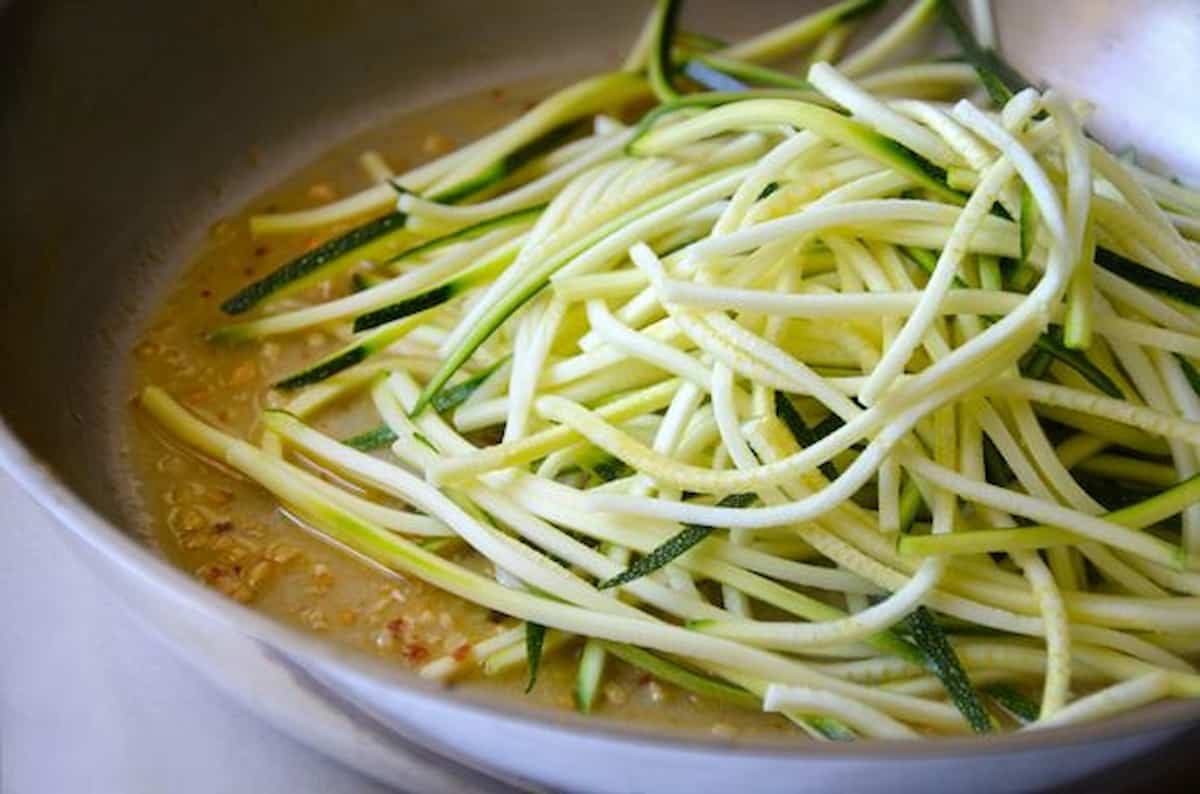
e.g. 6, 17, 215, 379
141, 0, 1200, 741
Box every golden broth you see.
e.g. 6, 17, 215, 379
124, 78, 798, 740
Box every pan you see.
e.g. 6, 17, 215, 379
2, 1, 1198, 791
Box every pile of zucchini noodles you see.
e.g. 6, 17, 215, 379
142, 0, 1200, 739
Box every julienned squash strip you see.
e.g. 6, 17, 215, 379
135, 0, 1200, 741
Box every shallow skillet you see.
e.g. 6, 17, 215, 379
1, 1, 1198, 791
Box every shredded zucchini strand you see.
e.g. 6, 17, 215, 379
139, 1, 1200, 741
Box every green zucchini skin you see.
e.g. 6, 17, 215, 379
382, 204, 544, 269
269, 222, 525, 389
1021, 348, 1054, 380
774, 392, 840, 481
1095, 246, 1200, 307
354, 284, 458, 332
352, 206, 543, 333
273, 284, 454, 391
936, 0, 1030, 107
836, 0, 885, 23
427, 122, 580, 206
429, 357, 509, 414
1032, 330, 1124, 398
598, 492, 757, 590
630, 99, 964, 204
343, 425, 399, 452
905, 606, 994, 734
648, 0, 685, 102
221, 211, 408, 315
275, 346, 369, 391
273, 320, 406, 391
590, 456, 634, 483
219, 122, 568, 317
524, 622, 547, 693
983, 683, 1039, 724
1019, 184, 1038, 264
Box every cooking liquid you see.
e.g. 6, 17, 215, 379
124, 77, 798, 741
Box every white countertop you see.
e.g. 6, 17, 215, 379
2, 468, 1197, 794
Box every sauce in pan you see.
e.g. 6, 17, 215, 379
124, 78, 797, 740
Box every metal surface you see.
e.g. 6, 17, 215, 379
0, 473, 447, 794
1, 2, 1198, 792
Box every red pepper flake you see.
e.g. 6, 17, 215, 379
386, 617, 413, 638
303, 237, 319, 251
491, 87, 506, 101
199, 564, 228, 584
402, 643, 430, 663
451, 642, 472, 662
521, 99, 538, 112
212, 520, 234, 534
242, 266, 256, 277
638, 673, 653, 686
200, 289, 213, 298
253, 245, 269, 257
